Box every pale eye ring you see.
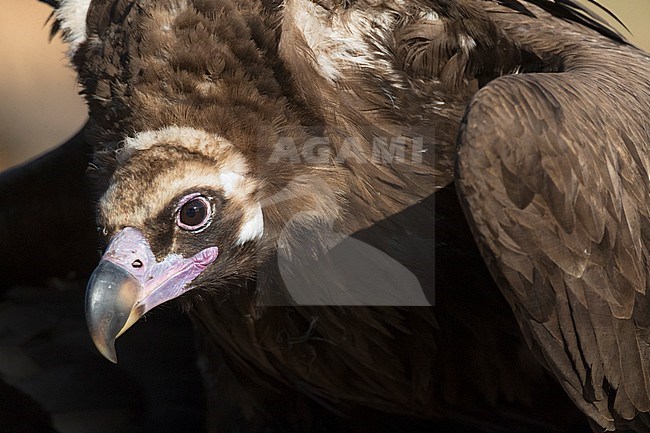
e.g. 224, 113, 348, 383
176, 195, 211, 231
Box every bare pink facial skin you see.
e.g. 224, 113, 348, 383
103, 227, 218, 312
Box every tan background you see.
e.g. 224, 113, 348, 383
0, 0, 648, 171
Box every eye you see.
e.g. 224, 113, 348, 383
177, 195, 211, 231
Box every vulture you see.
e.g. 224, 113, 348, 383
1, 0, 649, 431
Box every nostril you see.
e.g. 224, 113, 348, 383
132, 259, 143, 268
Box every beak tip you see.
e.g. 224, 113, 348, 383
92, 335, 119, 364
104, 347, 119, 364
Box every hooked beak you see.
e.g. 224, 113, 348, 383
85, 227, 218, 363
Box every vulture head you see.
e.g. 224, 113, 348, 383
86, 128, 268, 362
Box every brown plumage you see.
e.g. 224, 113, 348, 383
2, 0, 649, 431
456, 22, 650, 431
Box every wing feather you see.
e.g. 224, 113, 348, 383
457, 47, 650, 429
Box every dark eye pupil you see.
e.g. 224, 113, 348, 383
180, 198, 208, 227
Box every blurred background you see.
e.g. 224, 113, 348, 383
0, 0, 648, 171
